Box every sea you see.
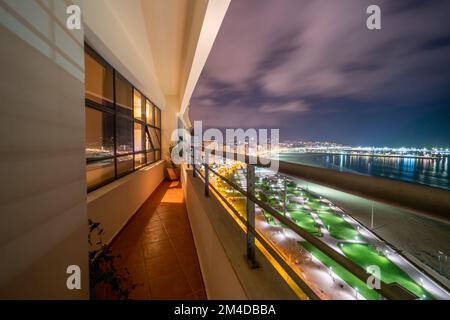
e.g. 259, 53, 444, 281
274, 152, 450, 190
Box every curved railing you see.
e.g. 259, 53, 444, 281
188, 147, 450, 300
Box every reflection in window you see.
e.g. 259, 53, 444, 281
85, 107, 114, 160
156, 130, 161, 146
116, 73, 132, 116
148, 127, 161, 149
146, 151, 155, 164
145, 129, 152, 150
146, 99, 154, 125
155, 108, 161, 128
84, 51, 113, 105
117, 155, 133, 177
85, 44, 162, 192
134, 123, 144, 152
117, 117, 133, 155
135, 153, 145, 169
86, 159, 115, 190
134, 89, 143, 120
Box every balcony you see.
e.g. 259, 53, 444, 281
172, 149, 450, 300
96, 181, 205, 300
1, 0, 449, 302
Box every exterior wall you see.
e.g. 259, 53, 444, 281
181, 168, 247, 299
0, 0, 88, 299
87, 161, 165, 244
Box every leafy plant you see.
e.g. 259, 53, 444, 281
88, 219, 138, 300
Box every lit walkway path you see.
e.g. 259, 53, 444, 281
108, 181, 206, 300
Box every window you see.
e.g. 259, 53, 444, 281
116, 117, 133, 155
134, 123, 144, 152
148, 127, 161, 150
146, 99, 154, 125
84, 44, 162, 192
155, 108, 161, 128
134, 89, 144, 120
84, 48, 113, 106
116, 73, 132, 117
86, 159, 115, 190
135, 153, 146, 169
85, 108, 114, 160
146, 151, 155, 164
117, 155, 133, 177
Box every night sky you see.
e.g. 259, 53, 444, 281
190, 0, 450, 147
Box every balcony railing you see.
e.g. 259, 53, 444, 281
188, 146, 450, 300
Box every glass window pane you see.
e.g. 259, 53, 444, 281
135, 153, 145, 169
146, 151, 155, 164
156, 129, 161, 147
155, 150, 161, 161
116, 73, 132, 116
133, 89, 144, 120
84, 51, 113, 105
117, 117, 133, 155
155, 108, 161, 128
85, 107, 114, 160
148, 127, 160, 150
134, 123, 144, 152
145, 128, 152, 150
117, 155, 133, 177
146, 100, 154, 125
87, 159, 114, 190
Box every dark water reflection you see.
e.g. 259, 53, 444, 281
276, 153, 450, 190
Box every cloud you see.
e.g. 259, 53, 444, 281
260, 101, 310, 113
258, 0, 450, 100
190, 0, 450, 143
190, 97, 290, 128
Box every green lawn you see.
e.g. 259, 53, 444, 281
306, 199, 323, 211
340, 243, 433, 299
286, 202, 301, 211
300, 241, 380, 300
262, 209, 277, 225
318, 212, 362, 241
289, 211, 322, 236
227, 173, 434, 300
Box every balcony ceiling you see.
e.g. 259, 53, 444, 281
82, 0, 230, 113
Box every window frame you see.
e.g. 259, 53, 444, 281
85, 43, 162, 192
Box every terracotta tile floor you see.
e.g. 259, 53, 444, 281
110, 180, 206, 300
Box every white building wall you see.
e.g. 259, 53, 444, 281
0, 0, 88, 299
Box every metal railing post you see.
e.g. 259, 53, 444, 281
246, 164, 258, 268
192, 146, 196, 178
283, 176, 287, 215
204, 151, 210, 197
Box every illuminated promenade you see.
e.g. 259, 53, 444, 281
206, 161, 450, 300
